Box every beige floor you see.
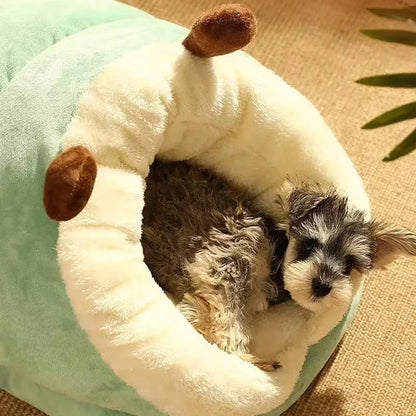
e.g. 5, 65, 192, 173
2, 0, 416, 415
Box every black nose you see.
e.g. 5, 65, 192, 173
312, 278, 332, 298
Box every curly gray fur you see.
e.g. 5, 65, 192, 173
142, 160, 287, 370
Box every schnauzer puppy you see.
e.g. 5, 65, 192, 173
142, 161, 416, 371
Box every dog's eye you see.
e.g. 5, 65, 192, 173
342, 255, 355, 276
297, 238, 318, 260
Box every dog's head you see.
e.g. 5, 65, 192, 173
276, 185, 416, 312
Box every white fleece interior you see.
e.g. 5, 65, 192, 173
58, 43, 370, 416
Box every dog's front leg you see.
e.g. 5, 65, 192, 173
177, 291, 279, 371
180, 252, 282, 371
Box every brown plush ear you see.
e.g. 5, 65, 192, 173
43, 146, 97, 222
371, 222, 416, 269
183, 4, 257, 58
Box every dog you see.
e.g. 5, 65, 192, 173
142, 160, 416, 371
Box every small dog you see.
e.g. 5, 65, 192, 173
142, 160, 416, 371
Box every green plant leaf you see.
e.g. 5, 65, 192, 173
383, 128, 416, 161
363, 102, 416, 129
368, 7, 416, 23
361, 29, 416, 46
356, 73, 416, 88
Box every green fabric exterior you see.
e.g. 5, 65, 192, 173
0, 0, 145, 93
0, 1, 363, 415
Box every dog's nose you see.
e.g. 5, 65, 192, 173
312, 278, 332, 297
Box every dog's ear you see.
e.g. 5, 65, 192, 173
274, 180, 335, 230
287, 187, 329, 224
274, 181, 328, 229
370, 222, 416, 269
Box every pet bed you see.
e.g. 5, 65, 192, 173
0, 1, 370, 415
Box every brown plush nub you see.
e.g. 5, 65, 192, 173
183, 4, 257, 57
43, 146, 97, 221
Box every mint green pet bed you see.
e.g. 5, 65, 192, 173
0, 1, 370, 415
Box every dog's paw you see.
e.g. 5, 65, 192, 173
238, 353, 281, 372
255, 360, 281, 372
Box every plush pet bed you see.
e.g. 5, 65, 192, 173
0, 1, 370, 415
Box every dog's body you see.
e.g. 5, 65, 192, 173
142, 160, 288, 370
143, 160, 416, 371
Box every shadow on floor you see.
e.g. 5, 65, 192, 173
284, 340, 347, 415
284, 387, 346, 416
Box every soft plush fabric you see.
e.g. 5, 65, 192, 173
0, 0, 145, 93
0, 1, 369, 415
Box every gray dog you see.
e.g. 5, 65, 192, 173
142, 160, 416, 371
